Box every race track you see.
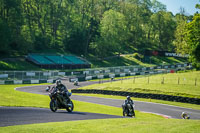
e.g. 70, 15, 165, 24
16, 79, 200, 120
0, 107, 122, 127
1, 79, 200, 127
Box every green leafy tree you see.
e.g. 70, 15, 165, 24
0, 0, 182, 58
151, 0, 166, 13
0, 19, 11, 54
96, 9, 128, 57
173, 14, 189, 54
185, 14, 200, 68
151, 11, 176, 50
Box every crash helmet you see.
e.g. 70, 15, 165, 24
56, 80, 62, 86
127, 96, 131, 100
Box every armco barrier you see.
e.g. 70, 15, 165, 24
71, 89, 200, 105
0, 79, 56, 84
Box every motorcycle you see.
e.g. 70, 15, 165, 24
46, 86, 51, 92
49, 87, 74, 112
74, 81, 78, 86
181, 112, 190, 119
122, 103, 135, 117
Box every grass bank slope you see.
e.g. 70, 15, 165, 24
0, 59, 42, 70
0, 55, 187, 70
90, 55, 187, 68
80, 71, 200, 99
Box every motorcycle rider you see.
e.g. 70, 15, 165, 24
181, 112, 190, 119
123, 96, 134, 115
74, 80, 78, 86
54, 80, 70, 105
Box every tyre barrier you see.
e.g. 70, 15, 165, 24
71, 89, 200, 105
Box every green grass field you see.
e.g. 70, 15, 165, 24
90, 54, 187, 68
0, 59, 42, 70
0, 84, 200, 133
1, 117, 200, 133
0, 55, 187, 70
80, 71, 200, 98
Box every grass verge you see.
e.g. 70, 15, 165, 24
0, 84, 200, 133
80, 71, 200, 99
1, 116, 200, 133
0, 84, 122, 116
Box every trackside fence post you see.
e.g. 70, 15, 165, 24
178, 77, 180, 85
195, 78, 197, 86
163, 77, 164, 84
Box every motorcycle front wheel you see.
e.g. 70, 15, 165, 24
66, 100, 74, 112
50, 100, 57, 112
123, 111, 126, 116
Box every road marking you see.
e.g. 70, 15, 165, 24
141, 111, 172, 119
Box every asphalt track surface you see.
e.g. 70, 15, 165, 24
1, 79, 200, 127
16, 80, 200, 120
0, 107, 122, 127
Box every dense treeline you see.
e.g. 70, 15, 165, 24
0, 0, 199, 61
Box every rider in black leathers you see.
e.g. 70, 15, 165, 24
123, 96, 134, 115
54, 80, 69, 105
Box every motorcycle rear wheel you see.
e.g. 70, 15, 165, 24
50, 100, 57, 112
66, 100, 74, 112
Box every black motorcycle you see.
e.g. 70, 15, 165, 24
122, 103, 135, 117
49, 87, 74, 112
74, 81, 79, 86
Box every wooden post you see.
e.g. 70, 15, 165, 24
163, 77, 164, 84
178, 77, 180, 85
161, 77, 164, 84
195, 78, 197, 86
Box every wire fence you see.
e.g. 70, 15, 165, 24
101, 74, 200, 86
0, 71, 62, 80
0, 63, 190, 81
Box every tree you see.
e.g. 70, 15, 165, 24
185, 14, 200, 68
95, 9, 128, 57
0, 19, 11, 54
151, 0, 166, 13
173, 14, 188, 54
151, 11, 176, 50
0, 0, 25, 54
0, 0, 180, 57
